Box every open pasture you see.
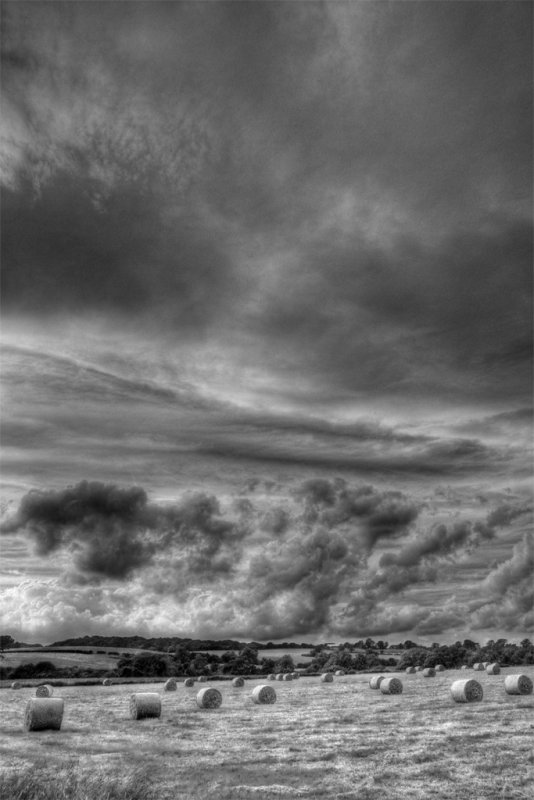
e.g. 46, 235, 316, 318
0, 649, 120, 673
0, 666, 533, 800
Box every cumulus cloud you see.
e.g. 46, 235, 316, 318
1, 474, 532, 642
0, 481, 249, 581
296, 479, 420, 548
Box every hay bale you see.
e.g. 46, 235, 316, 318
291, 672, 300, 679
504, 674, 533, 695
164, 678, 177, 692
473, 662, 484, 671
196, 687, 222, 709
232, 677, 245, 687
450, 679, 483, 703
24, 698, 64, 731
197, 676, 207, 683
321, 673, 334, 683
129, 693, 161, 720
461, 665, 469, 670
283, 673, 293, 681
335, 670, 345, 676
435, 664, 445, 672
482, 661, 490, 669
486, 662, 500, 675
267, 673, 276, 680
276, 674, 284, 681
405, 667, 416, 674
252, 685, 277, 705
102, 678, 113, 686
184, 678, 195, 687
369, 675, 385, 689
11, 681, 22, 690
422, 668, 435, 678
35, 684, 54, 697
380, 677, 403, 695
415, 666, 423, 672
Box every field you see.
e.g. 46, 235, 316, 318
1, 666, 533, 800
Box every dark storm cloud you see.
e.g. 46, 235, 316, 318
0, 481, 156, 577
0, 481, 249, 580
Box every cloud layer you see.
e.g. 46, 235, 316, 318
1, 478, 531, 643
2, 0, 532, 408
1, 2, 531, 644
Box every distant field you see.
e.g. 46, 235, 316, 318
1, 666, 532, 799
203, 648, 315, 661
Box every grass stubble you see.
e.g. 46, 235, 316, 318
0, 667, 533, 800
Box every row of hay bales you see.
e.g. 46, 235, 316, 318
20, 672, 534, 732
8, 662, 508, 693
405, 662, 502, 676
369, 673, 532, 702
267, 672, 300, 681
23, 683, 278, 731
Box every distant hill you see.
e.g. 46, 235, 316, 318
50, 635, 314, 651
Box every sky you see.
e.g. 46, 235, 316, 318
0, 0, 532, 647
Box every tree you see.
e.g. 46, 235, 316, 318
222, 646, 259, 675
274, 654, 295, 674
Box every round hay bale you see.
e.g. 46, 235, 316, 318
486, 663, 500, 675
482, 661, 490, 669
461, 665, 469, 670
197, 675, 207, 683
232, 677, 245, 687
380, 677, 403, 695
321, 673, 334, 683
267, 673, 276, 681
164, 678, 177, 692
415, 666, 423, 672
473, 662, 484, 671
35, 684, 54, 697
504, 674, 533, 695
335, 670, 345, 676
276, 674, 284, 681
283, 673, 293, 681
252, 685, 277, 705
422, 668, 435, 678
102, 678, 113, 686
291, 672, 300, 679
450, 679, 483, 703
129, 693, 161, 720
405, 667, 416, 674
435, 664, 445, 672
24, 698, 64, 731
11, 681, 22, 690
184, 677, 195, 687
369, 675, 385, 689
196, 687, 222, 709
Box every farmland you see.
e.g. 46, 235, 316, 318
1, 666, 533, 799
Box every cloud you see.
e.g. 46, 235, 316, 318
379, 520, 494, 570
479, 533, 534, 598
0, 481, 249, 581
2, 1, 531, 410
468, 534, 534, 633
1, 476, 532, 642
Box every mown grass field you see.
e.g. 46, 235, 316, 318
1, 666, 533, 800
